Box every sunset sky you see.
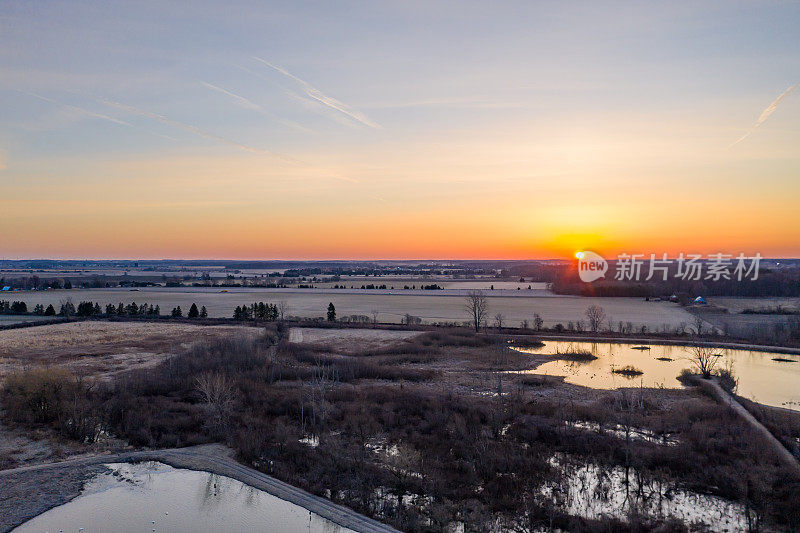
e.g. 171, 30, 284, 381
1, 1, 799, 260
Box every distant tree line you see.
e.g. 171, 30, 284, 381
0, 299, 214, 319
552, 264, 800, 297
0, 277, 74, 290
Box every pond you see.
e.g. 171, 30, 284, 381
12, 462, 356, 533
544, 455, 747, 532
511, 341, 800, 410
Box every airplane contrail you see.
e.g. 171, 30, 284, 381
99, 96, 358, 182
729, 83, 798, 147
98, 96, 296, 161
22, 90, 183, 142
201, 81, 315, 134
26, 90, 355, 182
252, 57, 381, 129
21, 90, 133, 127
201, 82, 262, 111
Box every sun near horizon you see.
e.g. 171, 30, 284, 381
2, 1, 799, 260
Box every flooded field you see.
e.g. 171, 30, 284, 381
512, 341, 800, 410
12, 462, 356, 533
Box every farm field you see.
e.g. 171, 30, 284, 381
710, 296, 800, 313
287, 327, 422, 353
310, 279, 550, 290
5, 287, 697, 329
0, 321, 262, 380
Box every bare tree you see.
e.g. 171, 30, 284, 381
195, 372, 237, 433
585, 305, 606, 333
278, 300, 288, 321
685, 346, 719, 378
693, 315, 705, 336
371, 310, 379, 325
493, 313, 505, 331
465, 290, 488, 333
492, 339, 510, 395
303, 360, 338, 432
533, 313, 543, 331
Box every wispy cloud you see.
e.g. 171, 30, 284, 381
252, 57, 381, 129
98, 96, 357, 183
97, 96, 295, 161
730, 83, 798, 147
201, 81, 315, 134
21, 90, 182, 142
362, 97, 526, 110
21, 90, 133, 127
201, 82, 262, 111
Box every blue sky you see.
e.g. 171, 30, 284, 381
1, 1, 799, 258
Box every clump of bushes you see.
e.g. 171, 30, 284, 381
555, 350, 598, 362
612, 365, 644, 376
716, 368, 738, 394
2, 368, 101, 442
3, 368, 74, 424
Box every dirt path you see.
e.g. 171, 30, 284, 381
698, 380, 800, 477
0, 444, 399, 533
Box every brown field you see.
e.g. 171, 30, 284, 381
710, 296, 800, 313
0, 321, 261, 380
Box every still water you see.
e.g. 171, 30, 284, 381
512, 341, 800, 410
13, 462, 356, 533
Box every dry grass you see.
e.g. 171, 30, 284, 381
288, 327, 423, 354
0, 321, 262, 380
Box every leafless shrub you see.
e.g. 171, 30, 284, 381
2, 367, 101, 442
2, 368, 74, 424
195, 372, 237, 435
